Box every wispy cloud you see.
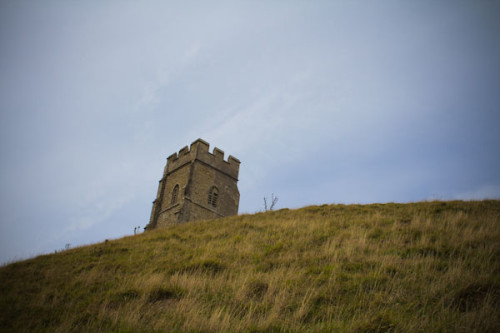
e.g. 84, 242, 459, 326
66, 192, 134, 232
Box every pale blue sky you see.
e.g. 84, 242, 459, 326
1, 1, 499, 264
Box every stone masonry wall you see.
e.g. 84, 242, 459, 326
147, 138, 240, 230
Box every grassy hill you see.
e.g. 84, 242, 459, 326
1, 201, 499, 332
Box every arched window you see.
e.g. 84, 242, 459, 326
207, 186, 218, 208
171, 184, 179, 204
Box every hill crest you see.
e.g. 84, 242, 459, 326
1, 200, 499, 332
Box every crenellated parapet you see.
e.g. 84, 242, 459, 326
165, 138, 240, 180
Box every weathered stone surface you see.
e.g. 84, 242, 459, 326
146, 139, 240, 230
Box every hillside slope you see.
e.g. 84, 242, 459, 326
1, 201, 499, 332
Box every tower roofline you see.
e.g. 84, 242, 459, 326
166, 138, 240, 169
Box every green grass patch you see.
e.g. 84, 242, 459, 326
0, 200, 499, 332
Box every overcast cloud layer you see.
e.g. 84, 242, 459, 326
1, 1, 499, 264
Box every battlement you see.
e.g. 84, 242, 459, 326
166, 139, 240, 179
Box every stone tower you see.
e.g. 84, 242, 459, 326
146, 139, 240, 230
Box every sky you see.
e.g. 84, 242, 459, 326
1, 0, 499, 264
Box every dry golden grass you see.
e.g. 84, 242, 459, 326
1, 200, 499, 332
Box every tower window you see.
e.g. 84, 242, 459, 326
208, 186, 218, 208
171, 185, 179, 204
